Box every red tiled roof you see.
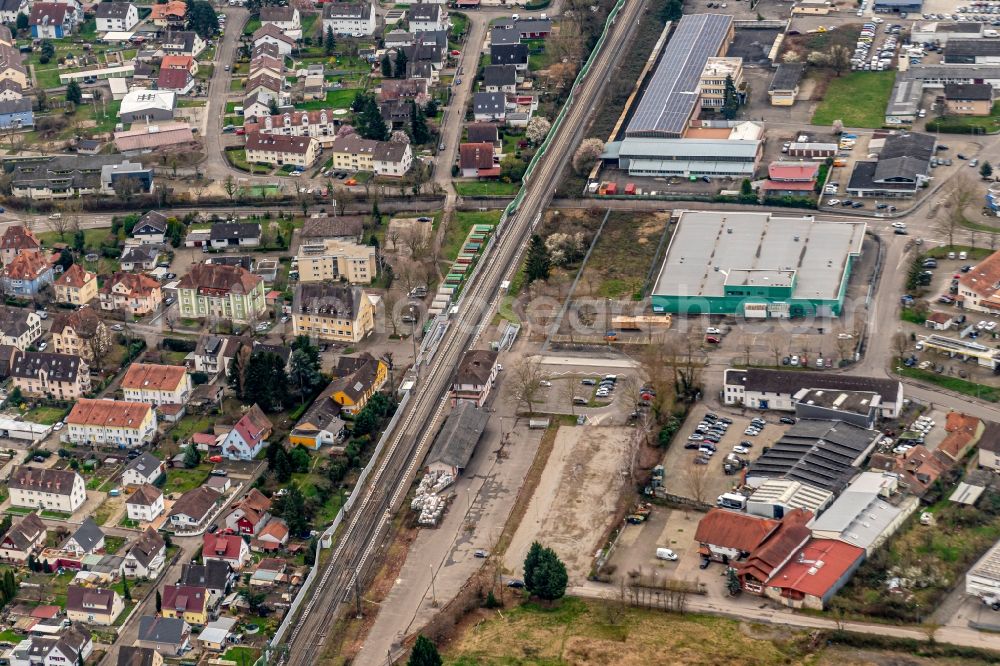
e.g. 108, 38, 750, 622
738, 509, 813, 585
694, 508, 779, 553
157, 67, 192, 90
160, 55, 194, 70
926, 312, 953, 324
937, 411, 981, 462
202, 533, 245, 561
67, 399, 153, 429
959, 249, 1000, 300
177, 263, 261, 295
54, 264, 94, 289
232, 404, 272, 447
0, 225, 39, 253
161, 585, 206, 613
122, 363, 188, 392
767, 162, 819, 181
100, 271, 161, 298
767, 538, 864, 599
761, 180, 815, 192
2, 252, 49, 280
460, 142, 495, 170
150, 1, 185, 19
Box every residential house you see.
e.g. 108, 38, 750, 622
323, 352, 387, 416
294, 239, 377, 284
409, 3, 447, 31
290, 381, 347, 449
937, 411, 984, 463
0, 2, 27, 24
160, 54, 197, 76
126, 484, 165, 523
450, 349, 498, 407
249, 558, 286, 586
0, 306, 40, 351
132, 211, 169, 244
177, 263, 266, 324
944, 82, 995, 115
223, 489, 272, 535
15, 627, 92, 666
161, 31, 205, 57
118, 647, 163, 666
0, 513, 46, 563
220, 405, 272, 461
178, 560, 231, 607
65, 585, 123, 625
0, 45, 28, 91
291, 283, 376, 343
978, 422, 1000, 471
0, 98, 32, 129
53, 264, 98, 306
482, 64, 517, 93
95, 2, 138, 32
242, 92, 275, 122
99, 272, 162, 316
209, 222, 262, 249
119, 245, 159, 272
244, 109, 340, 145
245, 134, 319, 168
1, 251, 53, 297
121, 363, 192, 407
514, 17, 552, 38
51, 308, 107, 361
0, 79, 24, 102
65, 399, 156, 449
870, 444, 948, 496
203, 475, 230, 495
157, 68, 194, 95
10, 352, 90, 401
490, 43, 528, 70
378, 78, 428, 103
62, 518, 105, 557
251, 520, 289, 551
460, 142, 498, 178
473, 92, 506, 122
122, 453, 166, 487
124, 528, 166, 579
252, 23, 295, 55
761, 161, 819, 198
135, 616, 191, 654
245, 72, 283, 101
322, 2, 375, 36
248, 53, 284, 80
29, 3, 77, 38
491, 25, 520, 47
260, 5, 300, 38
955, 249, 1000, 314
119, 89, 176, 123
150, 0, 185, 27
0, 225, 40, 265
188, 335, 242, 378
380, 98, 412, 128
327, 134, 412, 176
167, 486, 221, 529
198, 617, 237, 651
201, 533, 250, 570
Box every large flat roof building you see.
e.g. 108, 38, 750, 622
625, 13, 733, 138
651, 210, 865, 318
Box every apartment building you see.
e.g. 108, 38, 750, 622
50, 308, 109, 361
53, 263, 98, 306
121, 363, 192, 406
245, 133, 319, 168
7, 466, 86, 513
65, 399, 157, 448
295, 238, 377, 284
291, 283, 375, 343
177, 263, 266, 324
327, 134, 412, 176
10, 351, 90, 400
99, 272, 162, 315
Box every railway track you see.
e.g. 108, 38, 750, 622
281, 1, 646, 662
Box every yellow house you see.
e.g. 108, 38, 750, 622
54, 264, 98, 306
66, 585, 124, 626
291, 283, 375, 343
329, 353, 387, 416
50, 308, 110, 362
161, 585, 209, 625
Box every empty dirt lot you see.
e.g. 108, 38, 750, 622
504, 425, 634, 583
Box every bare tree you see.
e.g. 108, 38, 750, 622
46, 213, 69, 242
683, 464, 712, 504
224, 175, 238, 202
510, 357, 544, 415
834, 326, 854, 362
940, 174, 977, 248
639, 343, 677, 425
383, 291, 400, 337
892, 331, 910, 361
386, 226, 401, 253
401, 225, 429, 260
768, 336, 783, 367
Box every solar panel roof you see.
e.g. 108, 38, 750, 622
625, 14, 733, 137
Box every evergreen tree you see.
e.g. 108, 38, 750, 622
659, 0, 682, 22
372, 200, 382, 226
155, 589, 162, 613
726, 567, 742, 596
272, 446, 292, 483
243, 351, 290, 412
982, 160, 994, 180
268, 97, 280, 116
281, 484, 308, 536
523, 541, 543, 591
73, 228, 85, 252
65, 80, 82, 105
530, 548, 567, 601
408, 635, 442, 666
722, 74, 739, 120
290, 446, 311, 473
186, 0, 220, 38
289, 348, 323, 400
183, 443, 201, 469
424, 99, 438, 117
410, 100, 429, 145
524, 234, 551, 284
123, 578, 131, 601
324, 26, 336, 56
381, 53, 392, 78
394, 48, 408, 79
15, 12, 28, 33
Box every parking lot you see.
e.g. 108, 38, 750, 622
530, 370, 635, 423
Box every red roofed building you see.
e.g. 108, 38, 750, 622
160, 54, 198, 76
761, 538, 865, 609
937, 411, 983, 462
223, 488, 272, 535
221, 404, 272, 461
694, 508, 780, 564
1, 251, 53, 297
201, 533, 250, 570
0, 225, 40, 265
244, 109, 339, 144
251, 519, 289, 551
459, 142, 498, 178
761, 161, 819, 197
99, 271, 162, 315
157, 67, 194, 94
737, 508, 813, 595
957, 248, 1000, 313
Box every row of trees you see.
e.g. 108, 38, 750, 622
227, 336, 326, 412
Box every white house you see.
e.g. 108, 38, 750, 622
322, 2, 375, 36
252, 24, 295, 55
132, 211, 168, 244
95, 2, 138, 32
168, 487, 221, 529
124, 528, 167, 579
126, 484, 165, 523
259, 5, 300, 38
221, 405, 272, 461
65, 399, 157, 449
202, 533, 251, 570
409, 3, 447, 32
62, 518, 105, 556
449, 349, 498, 407
122, 452, 166, 487
121, 363, 192, 406
7, 466, 86, 514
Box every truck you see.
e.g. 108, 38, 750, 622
717, 492, 747, 510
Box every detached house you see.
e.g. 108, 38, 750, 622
132, 211, 168, 244
450, 349, 498, 407
0, 306, 41, 351
177, 263, 266, 324
223, 489, 272, 535
252, 520, 289, 551
324, 353, 387, 416
321, 2, 375, 36
95, 2, 138, 32
53, 264, 98, 306
260, 5, 300, 38
252, 23, 295, 55
126, 484, 165, 524
189, 335, 242, 378
160, 585, 209, 625
168, 486, 221, 530
62, 518, 104, 556
50, 308, 108, 361
490, 43, 528, 70
120, 245, 160, 272
10, 352, 90, 401
150, 0, 185, 27
0, 225, 40, 265
409, 3, 447, 32
1, 251, 53, 297
122, 452, 166, 487
460, 142, 498, 178
473, 92, 506, 122
30, 2, 77, 38
136, 616, 191, 655
482, 64, 517, 93
0, 512, 46, 563
178, 560, 231, 607
209, 222, 261, 249
124, 527, 166, 579
65, 399, 156, 449
99, 271, 162, 316
15, 626, 93, 666
220, 404, 272, 461
65, 585, 124, 626
201, 533, 250, 570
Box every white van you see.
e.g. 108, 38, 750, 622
656, 548, 677, 561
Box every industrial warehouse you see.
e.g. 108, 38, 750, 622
651, 210, 866, 318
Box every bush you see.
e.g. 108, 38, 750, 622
162, 338, 197, 352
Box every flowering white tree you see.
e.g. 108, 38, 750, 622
526, 116, 552, 144
390, 130, 410, 144
572, 138, 604, 174
337, 124, 356, 137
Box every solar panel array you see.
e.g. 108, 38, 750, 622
626, 14, 733, 138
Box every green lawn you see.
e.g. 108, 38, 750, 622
222, 646, 260, 664
0, 629, 21, 643
454, 181, 521, 196
41, 510, 71, 519
925, 245, 994, 260
163, 466, 211, 496
225, 148, 273, 175
295, 88, 361, 110
441, 210, 500, 261
170, 415, 213, 442
811, 71, 896, 128
897, 366, 1000, 402
302, 13, 318, 38
104, 535, 126, 554
243, 17, 261, 35
37, 227, 111, 250
927, 102, 1000, 134
49, 571, 76, 608
23, 406, 68, 425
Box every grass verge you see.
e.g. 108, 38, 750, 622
897, 365, 1000, 402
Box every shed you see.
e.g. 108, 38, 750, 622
424, 402, 489, 476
